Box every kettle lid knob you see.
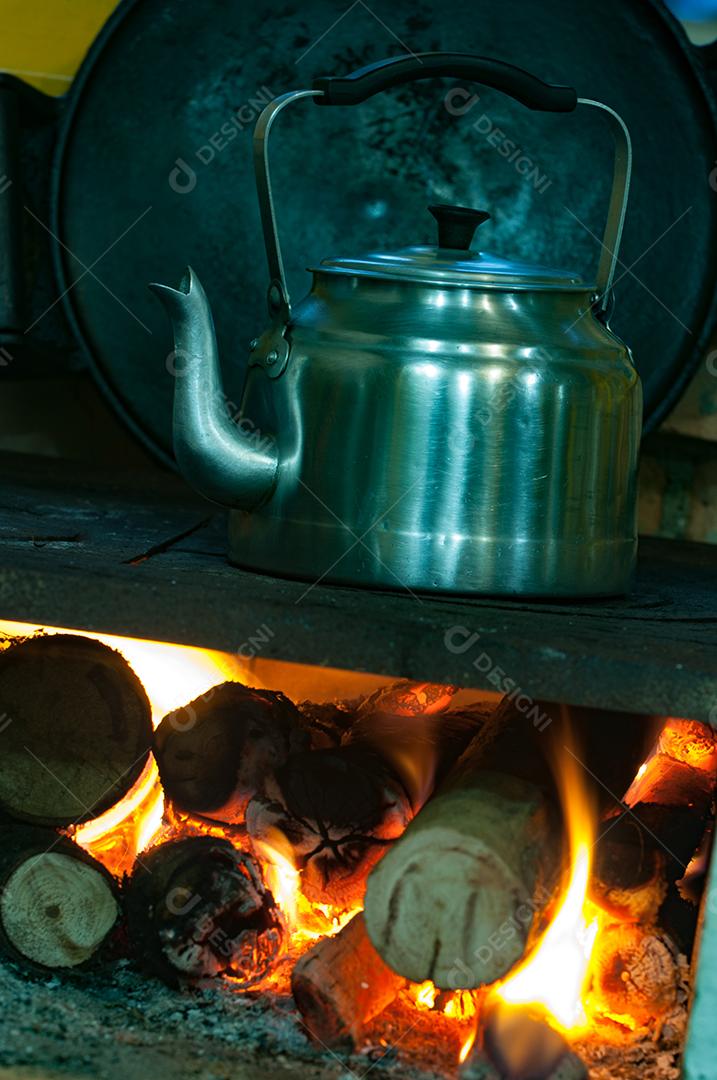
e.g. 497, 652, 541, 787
428, 204, 491, 251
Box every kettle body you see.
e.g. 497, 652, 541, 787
229, 271, 641, 596
152, 53, 642, 597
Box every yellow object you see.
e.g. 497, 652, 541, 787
0, 0, 119, 95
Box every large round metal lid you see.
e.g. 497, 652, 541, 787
318, 203, 585, 289
50, 0, 717, 459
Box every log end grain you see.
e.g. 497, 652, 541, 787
0, 828, 119, 970
364, 777, 552, 989
291, 912, 404, 1050
589, 923, 680, 1029
0, 633, 152, 825
154, 682, 309, 824
125, 836, 285, 988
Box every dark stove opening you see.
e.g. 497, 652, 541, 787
0, 622, 712, 1080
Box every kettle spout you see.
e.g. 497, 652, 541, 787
149, 267, 278, 509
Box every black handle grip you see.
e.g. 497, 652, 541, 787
313, 53, 578, 112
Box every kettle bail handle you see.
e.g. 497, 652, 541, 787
313, 53, 577, 112
253, 56, 631, 319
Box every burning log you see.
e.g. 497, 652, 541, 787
589, 922, 682, 1030
356, 680, 458, 717
246, 686, 471, 907
461, 1002, 587, 1080
291, 912, 405, 1051
124, 835, 285, 987
593, 718, 717, 921
343, 700, 492, 809
154, 682, 309, 825
296, 680, 458, 749
297, 699, 358, 748
247, 746, 413, 908
363, 698, 563, 989
0, 825, 120, 971
0, 634, 153, 826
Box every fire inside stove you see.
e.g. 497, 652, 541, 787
0, 621, 712, 1079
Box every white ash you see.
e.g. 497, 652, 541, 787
0, 956, 447, 1080
0, 955, 687, 1080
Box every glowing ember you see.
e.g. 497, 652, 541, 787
1, 619, 673, 1057
495, 744, 599, 1036
444, 991, 477, 1022
73, 761, 164, 875
414, 982, 438, 1010
255, 828, 361, 948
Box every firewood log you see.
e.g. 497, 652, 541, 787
356, 680, 458, 717
154, 683, 309, 825
0, 825, 119, 971
246, 746, 413, 909
592, 718, 716, 921
297, 680, 460, 751
588, 922, 682, 1029
461, 1001, 588, 1080
247, 686, 470, 907
124, 835, 285, 988
0, 634, 152, 826
364, 698, 563, 989
291, 912, 405, 1050
342, 700, 492, 809
297, 699, 357, 748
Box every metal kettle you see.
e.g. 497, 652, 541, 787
151, 53, 642, 598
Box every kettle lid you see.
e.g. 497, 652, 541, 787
316, 204, 586, 291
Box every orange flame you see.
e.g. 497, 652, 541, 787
458, 1028, 476, 1065
255, 828, 360, 948
494, 743, 599, 1037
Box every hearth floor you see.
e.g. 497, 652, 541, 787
0, 956, 684, 1080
